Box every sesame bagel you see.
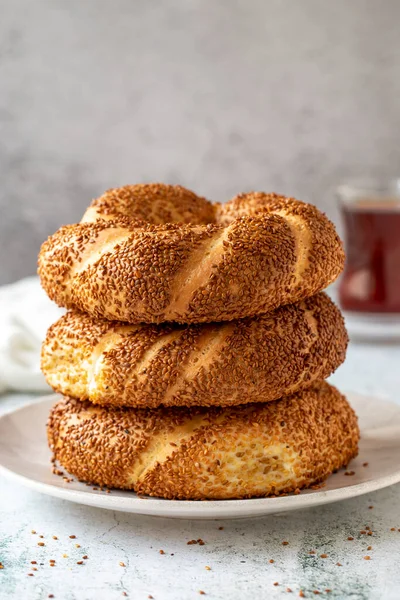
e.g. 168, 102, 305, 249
41, 293, 347, 409
47, 381, 359, 500
38, 185, 344, 324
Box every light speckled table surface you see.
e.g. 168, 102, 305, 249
1, 341, 400, 600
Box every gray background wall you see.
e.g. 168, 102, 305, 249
1, 0, 399, 284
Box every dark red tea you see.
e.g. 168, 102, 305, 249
339, 199, 400, 313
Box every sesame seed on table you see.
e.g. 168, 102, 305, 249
1, 342, 400, 599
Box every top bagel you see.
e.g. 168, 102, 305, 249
38, 184, 344, 324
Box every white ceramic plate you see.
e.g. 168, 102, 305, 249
327, 287, 400, 341
1, 393, 400, 519
342, 311, 400, 342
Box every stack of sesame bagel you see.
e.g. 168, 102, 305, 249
39, 184, 359, 500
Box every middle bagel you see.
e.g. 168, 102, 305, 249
42, 292, 347, 409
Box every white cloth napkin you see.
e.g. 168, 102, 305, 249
0, 277, 64, 393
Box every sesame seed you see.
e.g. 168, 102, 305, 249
119, 562, 126, 567
46, 364, 356, 501
40, 189, 345, 334
364, 556, 371, 560
38, 542, 45, 547
320, 554, 328, 559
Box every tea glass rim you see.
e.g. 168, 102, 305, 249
337, 178, 400, 207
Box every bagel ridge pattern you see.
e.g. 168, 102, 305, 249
42, 292, 348, 408
38, 185, 345, 324
47, 381, 359, 499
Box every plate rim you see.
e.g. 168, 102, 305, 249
1, 393, 400, 520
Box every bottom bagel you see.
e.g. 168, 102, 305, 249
47, 381, 359, 500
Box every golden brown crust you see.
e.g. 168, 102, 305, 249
42, 293, 347, 408
38, 187, 344, 324
47, 381, 359, 499
82, 183, 216, 225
